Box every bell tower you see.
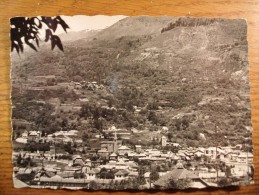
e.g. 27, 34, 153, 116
113, 127, 118, 153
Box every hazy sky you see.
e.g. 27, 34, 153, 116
55, 15, 127, 34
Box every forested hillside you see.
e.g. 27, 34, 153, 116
11, 16, 252, 148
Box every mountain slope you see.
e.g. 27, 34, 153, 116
11, 16, 252, 147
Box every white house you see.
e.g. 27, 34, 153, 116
161, 136, 167, 147
115, 170, 129, 180
87, 169, 100, 180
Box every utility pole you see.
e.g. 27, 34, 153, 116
149, 164, 151, 189
215, 125, 219, 184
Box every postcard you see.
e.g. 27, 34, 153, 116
10, 15, 253, 190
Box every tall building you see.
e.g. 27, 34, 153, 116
100, 128, 122, 153
161, 136, 167, 147
113, 128, 118, 153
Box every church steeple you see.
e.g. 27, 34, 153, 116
113, 125, 118, 153
114, 128, 117, 141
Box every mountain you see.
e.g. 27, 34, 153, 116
11, 16, 252, 147
58, 29, 100, 42
94, 16, 173, 40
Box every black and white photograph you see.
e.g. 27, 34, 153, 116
10, 15, 254, 190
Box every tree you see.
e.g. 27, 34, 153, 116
126, 178, 139, 189
148, 111, 158, 124
168, 179, 191, 189
150, 170, 159, 183
168, 132, 173, 141
10, 16, 69, 53
88, 180, 98, 190
16, 153, 22, 166
64, 142, 73, 154
99, 169, 115, 179
218, 178, 231, 187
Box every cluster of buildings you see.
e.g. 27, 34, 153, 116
13, 126, 254, 189
15, 130, 83, 146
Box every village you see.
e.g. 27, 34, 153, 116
13, 124, 253, 190
11, 73, 254, 190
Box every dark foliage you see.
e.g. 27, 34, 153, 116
10, 16, 69, 53
24, 142, 50, 152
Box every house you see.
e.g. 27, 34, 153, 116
74, 139, 83, 146
237, 153, 253, 164
198, 171, 226, 182
171, 154, 180, 162
21, 131, 28, 138
118, 146, 131, 156
134, 152, 146, 159
161, 136, 167, 147
205, 147, 224, 160
104, 126, 131, 140
97, 148, 109, 158
99, 160, 129, 171
113, 130, 131, 140
72, 155, 84, 166
154, 167, 208, 189
161, 126, 169, 133
135, 145, 142, 153
95, 134, 104, 139
87, 169, 100, 180
109, 153, 118, 161
27, 131, 41, 142
231, 164, 250, 177
115, 161, 129, 170
144, 172, 150, 184
85, 159, 92, 167
126, 161, 138, 171
231, 153, 239, 161
146, 149, 161, 156
115, 170, 129, 180
15, 137, 27, 144
128, 171, 139, 178
66, 130, 78, 137
166, 142, 178, 147
63, 137, 73, 144
194, 150, 204, 158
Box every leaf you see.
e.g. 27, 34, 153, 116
17, 39, 24, 52
55, 36, 63, 51
25, 37, 37, 51
11, 17, 26, 29
11, 16, 66, 53
11, 41, 19, 53
42, 16, 57, 32
51, 37, 56, 50
52, 20, 58, 32
56, 16, 70, 32
45, 29, 52, 42
51, 35, 63, 51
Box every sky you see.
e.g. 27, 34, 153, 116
55, 15, 127, 34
